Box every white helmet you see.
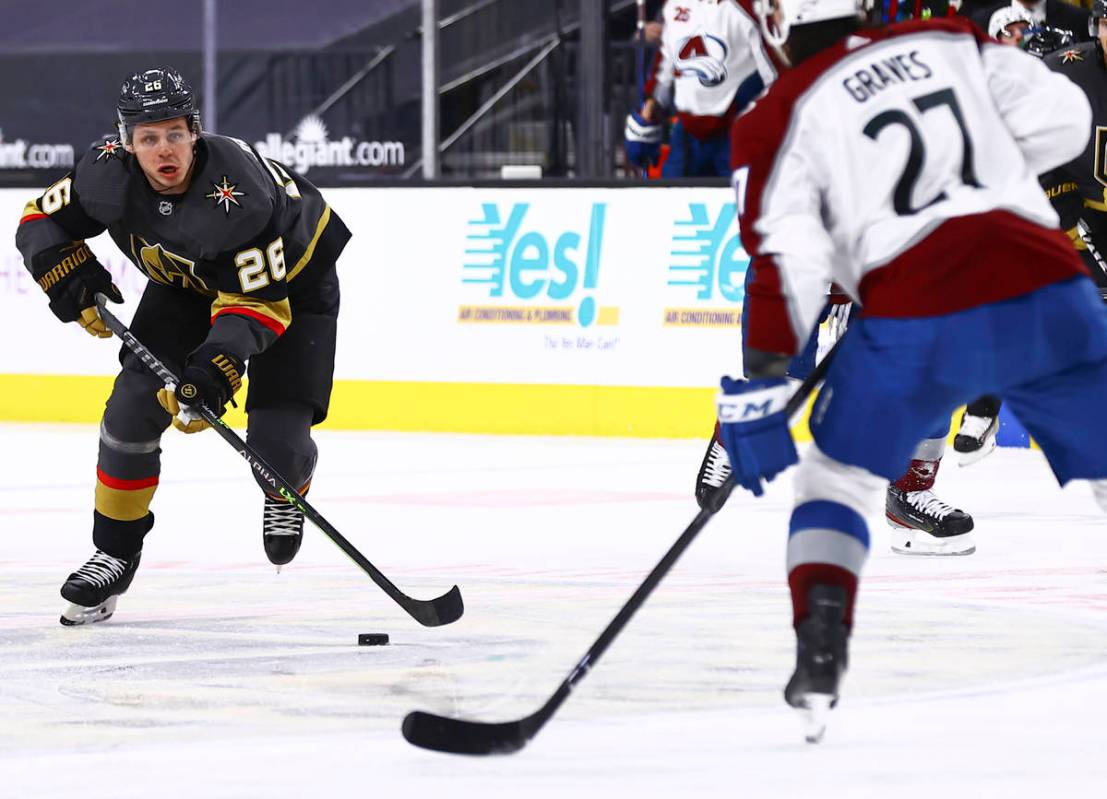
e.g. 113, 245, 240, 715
756, 0, 871, 64
988, 5, 1033, 38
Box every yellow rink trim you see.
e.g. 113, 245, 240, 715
0, 374, 724, 437
0, 374, 1002, 446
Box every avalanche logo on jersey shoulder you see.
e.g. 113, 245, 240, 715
675, 30, 729, 87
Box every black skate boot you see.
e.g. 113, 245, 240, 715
263, 494, 304, 569
695, 422, 731, 511
954, 410, 999, 467
60, 550, 142, 626
885, 486, 975, 555
784, 584, 850, 744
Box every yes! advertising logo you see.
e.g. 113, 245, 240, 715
664, 203, 748, 328
459, 203, 617, 329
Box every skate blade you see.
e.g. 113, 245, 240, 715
60, 595, 119, 626
890, 529, 976, 557
796, 694, 833, 744
957, 437, 997, 468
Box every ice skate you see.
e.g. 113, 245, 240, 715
263, 494, 304, 570
954, 410, 999, 467
784, 584, 850, 744
59, 550, 142, 626
695, 423, 731, 510
886, 486, 975, 555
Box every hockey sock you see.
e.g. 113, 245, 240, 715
92, 510, 154, 559
786, 500, 868, 629
893, 437, 947, 493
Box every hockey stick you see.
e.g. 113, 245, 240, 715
1076, 219, 1107, 301
401, 344, 839, 754
93, 293, 464, 628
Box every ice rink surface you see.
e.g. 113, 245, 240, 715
2, 423, 1106, 797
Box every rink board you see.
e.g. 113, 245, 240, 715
0, 186, 1031, 444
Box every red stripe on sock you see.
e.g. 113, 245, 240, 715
788, 563, 858, 629
96, 467, 159, 491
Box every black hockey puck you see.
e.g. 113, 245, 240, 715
358, 633, 390, 646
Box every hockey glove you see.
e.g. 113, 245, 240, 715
156, 345, 244, 433
624, 110, 662, 169
30, 242, 122, 337
716, 376, 798, 497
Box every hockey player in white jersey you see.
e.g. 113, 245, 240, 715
716, 0, 1106, 741
624, 0, 778, 176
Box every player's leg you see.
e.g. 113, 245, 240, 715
61, 284, 208, 625
788, 314, 969, 733
681, 128, 725, 178
785, 444, 885, 741
660, 119, 688, 178
245, 268, 339, 567
246, 404, 318, 566
1006, 358, 1107, 510
954, 395, 1002, 466
885, 425, 975, 556
710, 130, 732, 179
995, 277, 1107, 508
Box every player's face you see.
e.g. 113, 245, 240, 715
1098, 19, 1107, 54
128, 117, 196, 194
999, 21, 1029, 46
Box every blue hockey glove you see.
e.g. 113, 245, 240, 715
624, 110, 662, 169
716, 376, 798, 497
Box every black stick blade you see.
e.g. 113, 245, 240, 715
409, 584, 464, 627
402, 711, 530, 755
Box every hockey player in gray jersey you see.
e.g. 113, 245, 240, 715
15, 68, 351, 625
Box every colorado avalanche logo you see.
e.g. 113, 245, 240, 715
675, 31, 729, 87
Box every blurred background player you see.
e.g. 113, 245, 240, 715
624, 0, 778, 177
988, 3, 1034, 42
720, 0, 1104, 741
963, 0, 1090, 40
955, 0, 1107, 465
15, 67, 350, 625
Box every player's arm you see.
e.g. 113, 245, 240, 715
983, 44, 1091, 175
716, 110, 831, 496
625, 4, 676, 169
158, 221, 291, 432
642, 2, 675, 117
14, 165, 122, 337
1039, 166, 1087, 247
626, 54, 674, 169
732, 0, 777, 111
734, 125, 834, 378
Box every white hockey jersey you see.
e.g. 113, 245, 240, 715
645, 0, 777, 139
735, 17, 1092, 357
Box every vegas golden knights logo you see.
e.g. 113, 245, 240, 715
130, 235, 211, 292
1094, 127, 1107, 191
